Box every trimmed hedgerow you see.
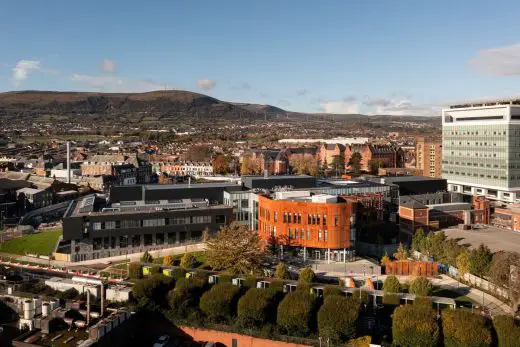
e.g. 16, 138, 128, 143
323, 286, 344, 298
383, 275, 401, 293
382, 293, 400, 306
199, 283, 242, 322
277, 291, 316, 337
298, 267, 316, 284
168, 277, 207, 318
237, 288, 280, 327
392, 305, 439, 347
442, 309, 492, 347
493, 315, 520, 347
408, 276, 433, 296
413, 296, 432, 309
318, 295, 360, 343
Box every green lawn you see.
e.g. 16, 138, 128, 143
432, 287, 474, 307
0, 231, 61, 256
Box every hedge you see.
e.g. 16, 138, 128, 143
181, 253, 198, 269
351, 290, 370, 305
269, 280, 284, 292
243, 276, 258, 289
323, 286, 344, 298
128, 262, 142, 279
493, 315, 520, 347
392, 305, 439, 347
318, 295, 360, 343
168, 277, 207, 318
237, 288, 280, 327
133, 274, 174, 310
298, 267, 316, 284
442, 310, 492, 347
150, 265, 162, 275
277, 291, 316, 337
199, 283, 241, 322
275, 263, 290, 279
408, 276, 433, 296
382, 293, 400, 306
383, 275, 401, 293
413, 296, 432, 309
170, 268, 186, 281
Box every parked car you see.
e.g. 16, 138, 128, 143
153, 335, 170, 347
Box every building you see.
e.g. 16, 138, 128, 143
16, 187, 53, 209
318, 143, 346, 170
377, 167, 423, 176
80, 154, 152, 185
345, 144, 404, 172
416, 136, 442, 178
257, 190, 357, 262
442, 98, 520, 202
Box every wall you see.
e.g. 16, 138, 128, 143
179, 326, 311, 347
385, 260, 438, 277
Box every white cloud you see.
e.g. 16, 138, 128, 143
100, 59, 117, 73
197, 79, 216, 90
320, 99, 359, 114
71, 74, 171, 92
366, 98, 441, 117
12, 60, 40, 85
469, 43, 520, 76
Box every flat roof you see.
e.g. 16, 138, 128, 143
143, 182, 240, 190
449, 96, 520, 109
242, 175, 314, 180
441, 226, 520, 253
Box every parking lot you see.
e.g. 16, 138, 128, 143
442, 225, 520, 253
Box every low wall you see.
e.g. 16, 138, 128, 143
385, 260, 438, 277
179, 326, 311, 347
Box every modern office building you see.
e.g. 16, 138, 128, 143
416, 136, 442, 178
442, 98, 520, 202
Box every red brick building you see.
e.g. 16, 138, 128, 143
345, 144, 404, 172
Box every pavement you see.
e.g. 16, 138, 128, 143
442, 225, 520, 253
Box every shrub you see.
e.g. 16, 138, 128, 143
218, 274, 233, 284
277, 291, 316, 337
141, 251, 153, 263
199, 283, 241, 322
382, 293, 400, 306
351, 290, 370, 305
237, 288, 280, 327
133, 274, 174, 310
323, 286, 344, 298
383, 275, 401, 293
392, 305, 439, 347
413, 296, 432, 309
493, 315, 520, 347
275, 263, 290, 279
409, 276, 432, 296
150, 265, 162, 275
269, 280, 284, 292
318, 296, 360, 343
181, 253, 198, 269
243, 276, 257, 289
170, 268, 186, 281
128, 263, 142, 279
347, 336, 371, 347
163, 256, 173, 266
58, 288, 79, 300
442, 310, 492, 347
298, 267, 316, 284
169, 277, 207, 318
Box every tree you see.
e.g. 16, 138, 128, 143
298, 267, 316, 284
128, 263, 143, 279
205, 222, 267, 275
237, 288, 280, 327
168, 277, 207, 319
442, 309, 492, 347
277, 291, 316, 337
493, 315, 520, 347
180, 253, 198, 269
199, 283, 241, 322
133, 274, 174, 309
289, 154, 319, 176
368, 159, 385, 175
240, 156, 262, 175
318, 296, 360, 343
392, 305, 439, 347
469, 244, 493, 277
323, 286, 343, 298
141, 251, 153, 263
331, 154, 345, 175
489, 251, 520, 312
408, 276, 432, 296
212, 155, 230, 175
393, 243, 410, 260
383, 275, 401, 293
456, 249, 471, 278
348, 152, 362, 173
380, 252, 391, 267
411, 228, 426, 252
163, 256, 173, 266
275, 263, 290, 279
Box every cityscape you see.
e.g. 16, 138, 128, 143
0, 1, 520, 347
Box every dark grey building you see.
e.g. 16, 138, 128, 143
63, 194, 232, 262
241, 175, 317, 190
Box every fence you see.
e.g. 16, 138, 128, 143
385, 260, 438, 277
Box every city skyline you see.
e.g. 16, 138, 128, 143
2, 0, 520, 115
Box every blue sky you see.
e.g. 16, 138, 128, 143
2, 0, 520, 115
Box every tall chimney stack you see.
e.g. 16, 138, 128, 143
66, 141, 71, 184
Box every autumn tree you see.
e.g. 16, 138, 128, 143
489, 251, 520, 312
330, 154, 345, 175
275, 263, 290, 279
411, 228, 426, 252
205, 222, 267, 275
380, 252, 391, 267
468, 243, 493, 277
289, 154, 319, 176
393, 243, 410, 260
240, 156, 262, 175
163, 256, 173, 266
368, 159, 385, 175
456, 249, 471, 278
212, 155, 230, 175
348, 152, 362, 173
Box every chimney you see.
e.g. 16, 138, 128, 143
66, 141, 71, 184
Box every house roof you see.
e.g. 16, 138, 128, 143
400, 200, 427, 209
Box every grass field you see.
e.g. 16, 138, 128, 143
0, 231, 61, 256
432, 287, 474, 307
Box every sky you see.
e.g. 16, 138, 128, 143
2, 0, 520, 116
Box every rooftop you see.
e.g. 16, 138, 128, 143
449, 96, 520, 109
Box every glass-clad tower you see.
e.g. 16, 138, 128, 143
442, 100, 520, 203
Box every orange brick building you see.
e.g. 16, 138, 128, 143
257, 192, 356, 261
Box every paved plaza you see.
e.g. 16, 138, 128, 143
442, 225, 520, 253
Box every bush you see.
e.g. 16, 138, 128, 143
243, 276, 257, 289
141, 251, 153, 263
133, 274, 174, 310
298, 267, 316, 284
351, 290, 370, 305
237, 288, 280, 327
163, 256, 173, 266
318, 295, 360, 343
413, 296, 432, 309
128, 263, 142, 279
169, 277, 207, 318
323, 286, 344, 298
277, 291, 316, 337
347, 336, 371, 347
442, 310, 492, 347
150, 265, 162, 275
269, 280, 284, 292
382, 293, 400, 306
275, 263, 290, 279
199, 283, 241, 322
383, 275, 401, 293
392, 305, 439, 347
409, 277, 432, 296
58, 288, 79, 300
170, 268, 186, 281
218, 274, 233, 284
493, 315, 520, 347
181, 253, 198, 269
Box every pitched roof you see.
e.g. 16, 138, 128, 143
400, 200, 427, 209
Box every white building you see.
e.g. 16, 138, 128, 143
278, 137, 369, 145
442, 97, 520, 203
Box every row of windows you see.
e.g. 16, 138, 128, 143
442, 170, 509, 180
91, 215, 218, 230
288, 228, 328, 241
445, 130, 507, 136
91, 231, 192, 250
443, 161, 502, 168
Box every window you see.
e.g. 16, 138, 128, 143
324, 230, 328, 241
143, 218, 166, 227
284, 212, 287, 223
323, 215, 327, 226
318, 230, 322, 240
241, 200, 248, 208
216, 215, 226, 224
232, 339, 238, 347
300, 229, 304, 239
334, 215, 339, 226
273, 226, 276, 237
293, 213, 297, 223
192, 215, 211, 224
308, 214, 311, 224
288, 228, 293, 239
274, 212, 277, 222
288, 213, 292, 223
306, 229, 310, 240
317, 215, 320, 225
295, 229, 299, 239
169, 217, 190, 225
297, 213, 302, 224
